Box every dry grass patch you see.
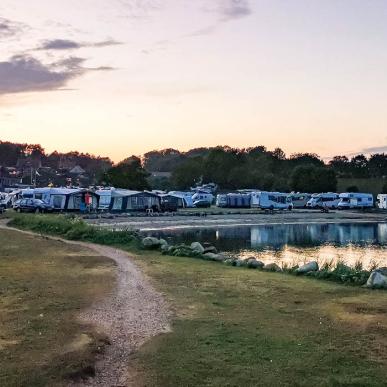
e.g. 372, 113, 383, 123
0, 229, 115, 386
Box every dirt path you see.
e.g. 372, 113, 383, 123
0, 221, 171, 386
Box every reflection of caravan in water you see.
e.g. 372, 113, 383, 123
337, 193, 374, 209
287, 193, 311, 208
377, 194, 387, 209
251, 191, 293, 210
306, 193, 339, 209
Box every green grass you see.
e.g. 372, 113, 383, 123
0, 229, 115, 386
129, 252, 387, 386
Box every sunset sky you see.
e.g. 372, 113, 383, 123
1, 0, 387, 162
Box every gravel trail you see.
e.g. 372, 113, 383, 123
0, 221, 171, 386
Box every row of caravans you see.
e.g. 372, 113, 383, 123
1, 187, 199, 213
216, 191, 377, 210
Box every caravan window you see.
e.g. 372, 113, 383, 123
35, 193, 43, 200
113, 197, 123, 210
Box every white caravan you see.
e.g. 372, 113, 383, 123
376, 194, 387, 209
287, 193, 312, 208
251, 191, 293, 210
306, 193, 339, 209
337, 193, 374, 209
191, 191, 214, 206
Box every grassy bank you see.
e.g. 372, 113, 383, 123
130, 251, 387, 386
7, 212, 140, 248
0, 229, 115, 386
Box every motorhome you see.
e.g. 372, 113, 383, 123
287, 193, 312, 208
337, 193, 374, 209
306, 193, 340, 209
376, 194, 387, 209
192, 191, 214, 207
250, 191, 293, 210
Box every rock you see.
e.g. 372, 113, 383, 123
366, 271, 387, 289
296, 261, 319, 274
235, 259, 244, 267
191, 242, 205, 254
160, 244, 169, 253
246, 258, 264, 269
377, 267, 387, 276
203, 252, 225, 262
141, 237, 161, 249
263, 263, 282, 272
159, 238, 168, 246
203, 246, 217, 254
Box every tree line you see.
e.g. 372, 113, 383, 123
1, 140, 387, 192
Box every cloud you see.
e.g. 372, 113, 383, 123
0, 54, 112, 95
37, 38, 122, 50
0, 17, 25, 38
185, 0, 252, 39
361, 145, 387, 154
217, 0, 252, 21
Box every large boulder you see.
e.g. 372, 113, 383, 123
191, 242, 205, 254
366, 270, 387, 289
263, 263, 282, 272
142, 237, 162, 249
246, 258, 265, 269
203, 252, 225, 262
296, 261, 319, 274
203, 246, 218, 254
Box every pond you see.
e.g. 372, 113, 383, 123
144, 222, 387, 269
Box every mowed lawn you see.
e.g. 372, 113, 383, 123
131, 252, 387, 387
0, 229, 115, 386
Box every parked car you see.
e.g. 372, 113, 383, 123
13, 198, 53, 213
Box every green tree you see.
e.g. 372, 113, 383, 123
102, 156, 150, 190
290, 165, 337, 193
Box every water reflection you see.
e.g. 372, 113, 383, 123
145, 222, 387, 268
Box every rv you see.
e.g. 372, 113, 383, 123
192, 191, 214, 207
251, 191, 293, 210
110, 189, 161, 212
287, 193, 311, 208
306, 193, 340, 209
377, 194, 387, 209
337, 193, 374, 209
216, 194, 228, 207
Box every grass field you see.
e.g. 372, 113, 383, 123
3, 213, 387, 386
130, 251, 387, 386
0, 229, 115, 386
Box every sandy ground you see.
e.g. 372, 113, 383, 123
85, 209, 387, 231
0, 221, 171, 387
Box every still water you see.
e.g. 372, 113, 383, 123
145, 222, 387, 268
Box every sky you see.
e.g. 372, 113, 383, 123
1, 0, 387, 162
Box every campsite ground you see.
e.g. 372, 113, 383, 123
1, 213, 387, 386
86, 208, 387, 231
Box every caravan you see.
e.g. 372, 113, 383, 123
251, 191, 293, 210
306, 193, 339, 209
287, 193, 311, 208
337, 193, 374, 209
377, 194, 387, 209
192, 191, 214, 207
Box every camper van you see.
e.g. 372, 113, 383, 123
287, 193, 312, 208
192, 191, 214, 207
251, 191, 293, 210
377, 194, 387, 209
337, 193, 374, 209
306, 193, 339, 209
